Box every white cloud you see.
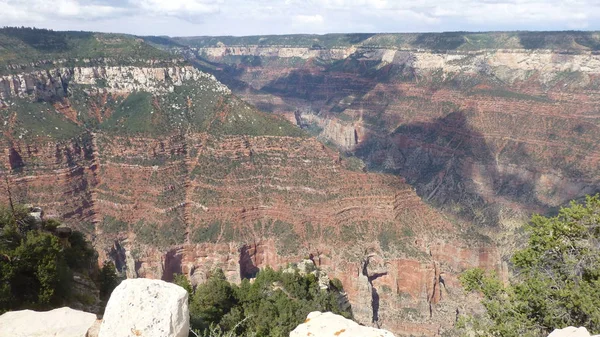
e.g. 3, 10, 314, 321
130, 0, 222, 16
294, 14, 324, 24
1, 0, 600, 35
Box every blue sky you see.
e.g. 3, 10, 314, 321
0, 0, 598, 36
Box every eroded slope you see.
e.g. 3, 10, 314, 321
0, 29, 499, 336
176, 32, 600, 231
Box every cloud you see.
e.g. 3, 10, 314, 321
294, 14, 324, 24
130, 0, 222, 17
0, 0, 220, 23
1, 0, 129, 22
1, 0, 600, 35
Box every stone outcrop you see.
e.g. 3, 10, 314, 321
548, 327, 596, 337
197, 46, 355, 60
0, 307, 97, 337
0, 65, 229, 105
290, 311, 396, 337
98, 278, 189, 337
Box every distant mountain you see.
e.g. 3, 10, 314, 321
169, 31, 600, 51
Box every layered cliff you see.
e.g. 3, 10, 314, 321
0, 29, 502, 336
174, 32, 600, 232
0, 64, 220, 105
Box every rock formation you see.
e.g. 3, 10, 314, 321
184, 34, 600, 233
0, 31, 503, 336
0, 307, 97, 337
290, 311, 396, 337
548, 327, 596, 337
0, 65, 229, 106
98, 278, 189, 337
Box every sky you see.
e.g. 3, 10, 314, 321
1, 0, 599, 37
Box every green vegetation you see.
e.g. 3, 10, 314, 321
179, 267, 352, 337
0, 205, 98, 313
98, 261, 119, 300
100, 91, 165, 135
458, 194, 600, 337
469, 88, 551, 102
208, 97, 306, 137
0, 100, 84, 141
193, 220, 227, 243
192, 219, 300, 255
0, 27, 173, 74
101, 215, 128, 233
94, 82, 304, 138
133, 218, 187, 247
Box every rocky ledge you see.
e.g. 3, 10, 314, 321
0, 307, 98, 337
0, 277, 384, 337
0, 65, 230, 106
291, 311, 395, 337
1, 277, 597, 337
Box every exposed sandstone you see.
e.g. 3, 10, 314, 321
0, 65, 229, 105
198, 46, 355, 60
548, 327, 593, 337
290, 311, 396, 337
98, 278, 189, 337
0, 307, 97, 337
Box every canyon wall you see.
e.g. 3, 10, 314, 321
187, 41, 600, 231
0, 62, 497, 336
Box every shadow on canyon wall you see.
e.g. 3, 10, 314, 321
239, 245, 259, 279
355, 110, 551, 227
191, 52, 403, 114
190, 54, 564, 228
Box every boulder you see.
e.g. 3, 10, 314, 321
98, 278, 189, 337
290, 311, 396, 337
548, 327, 592, 337
0, 307, 97, 337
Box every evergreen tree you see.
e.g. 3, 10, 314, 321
459, 194, 600, 337
186, 266, 352, 337
99, 261, 119, 300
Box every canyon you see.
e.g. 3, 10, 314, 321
4, 29, 599, 336
176, 32, 600, 232
0, 61, 491, 335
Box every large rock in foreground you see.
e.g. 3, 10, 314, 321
98, 278, 189, 337
0, 307, 96, 337
291, 311, 395, 337
548, 327, 594, 337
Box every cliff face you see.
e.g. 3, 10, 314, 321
0, 65, 226, 104
0, 60, 498, 336
187, 41, 600, 230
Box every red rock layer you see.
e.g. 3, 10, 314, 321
1, 128, 498, 336
199, 53, 600, 221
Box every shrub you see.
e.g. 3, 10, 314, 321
459, 194, 600, 337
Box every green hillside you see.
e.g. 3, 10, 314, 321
0, 27, 173, 74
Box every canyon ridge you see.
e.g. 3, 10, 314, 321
2, 28, 599, 336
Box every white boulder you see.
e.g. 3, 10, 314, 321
0, 307, 97, 337
290, 311, 396, 337
548, 327, 593, 337
98, 278, 189, 337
